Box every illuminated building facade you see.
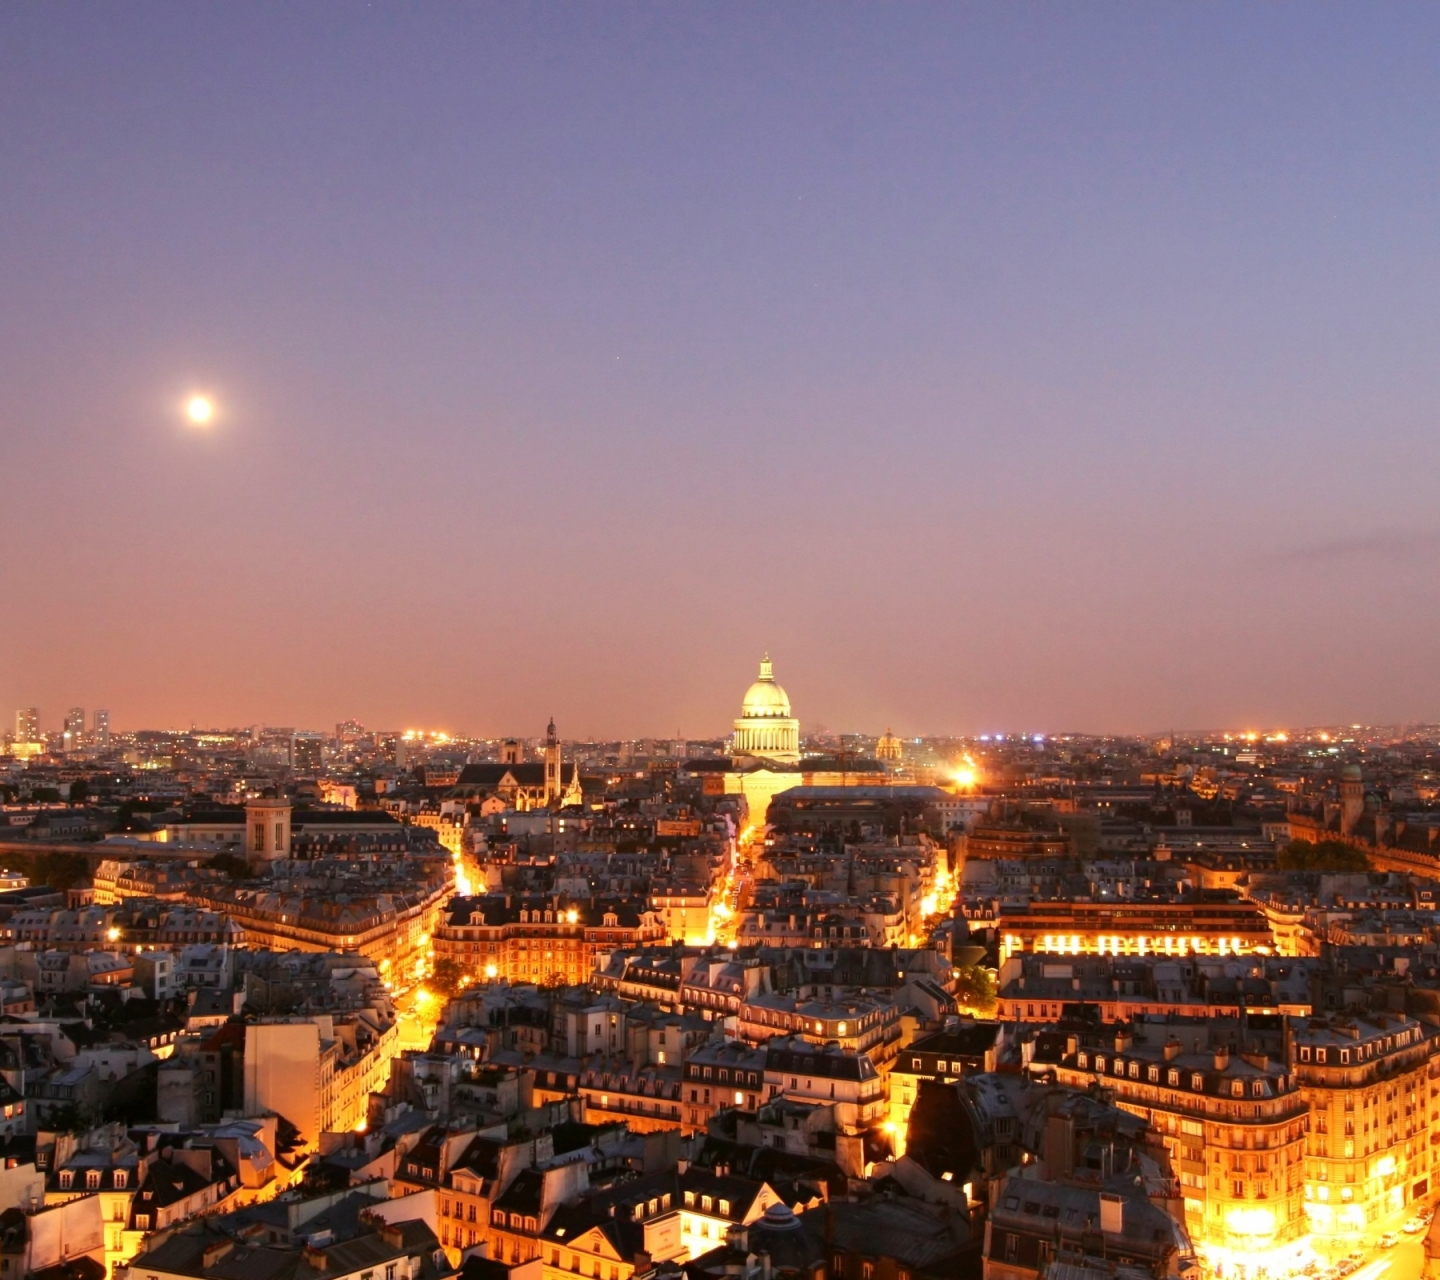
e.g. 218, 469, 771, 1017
731, 655, 800, 763
434, 894, 666, 986
763, 1036, 888, 1136
997, 896, 1273, 966
963, 824, 1071, 862
1043, 1020, 1309, 1268
1292, 1013, 1437, 1237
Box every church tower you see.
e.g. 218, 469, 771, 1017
544, 718, 562, 807
1339, 764, 1364, 835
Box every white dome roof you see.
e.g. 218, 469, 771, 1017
740, 655, 792, 718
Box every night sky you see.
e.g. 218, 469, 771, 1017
5, 5, 1440, 738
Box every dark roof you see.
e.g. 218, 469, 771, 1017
31, 1257, 106, 1280
459, 1257, 510, 1280
805, 1197, 974, 1273
763, 1042, 868, 1081
492, 1167, 544, 1217
293, 810, 400, 826
907, 1024, 1003, 1059
903, 1080, 981, 1184
456, 763, 578, 788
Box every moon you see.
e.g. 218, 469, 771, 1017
186, 395, 214, 425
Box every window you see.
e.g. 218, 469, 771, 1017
86, 1170, 101, 1189
59, 1171, 73, 1190
1191, 1074, 1204, 1091
719, 1200, 730, 1216
113, 1170, 126, 1189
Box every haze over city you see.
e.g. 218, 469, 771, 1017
6, 5, 1440, 735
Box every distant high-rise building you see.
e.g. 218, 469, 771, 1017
293, 735, 324, 773
63, 707, 85, 752
15, 708, 38, 744
93, 709, 110, 748
335, 719, 364, 742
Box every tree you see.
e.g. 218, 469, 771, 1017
1277, 839, 1370, 873
208, 853, 255, 882
429, 957, 466, 999
953, 963, 997, 1016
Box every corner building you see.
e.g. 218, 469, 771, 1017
1042, 1020, 1308, 1267
1291, 1013, 1437, 1237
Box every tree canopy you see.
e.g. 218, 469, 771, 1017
953, 963, 997, 1016
1277, 838, 1371, 872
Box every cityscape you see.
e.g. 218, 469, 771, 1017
6, 9, 1440, 1280
2, 667, 1440, 1280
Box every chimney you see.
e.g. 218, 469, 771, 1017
1099, 1192, 1124, 1235
202, 1242, 234, 1268
1163, 1039, 1183, 1061
1213, 1047, 1230, 1071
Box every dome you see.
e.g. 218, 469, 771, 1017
741, 655, 791, 718
1341, 764, 1363, 781
747, 1202, 822, 1275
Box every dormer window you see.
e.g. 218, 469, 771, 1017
59, 1171, 73, 1190
113, 1170, 126, 1189
684, 1191, 696, 1207
86, 1170, 101, 1189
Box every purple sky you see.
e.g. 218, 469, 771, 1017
4, 5, 1440, 739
